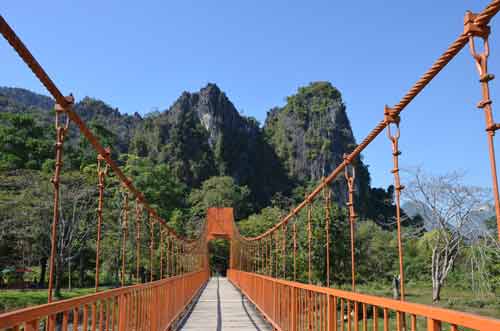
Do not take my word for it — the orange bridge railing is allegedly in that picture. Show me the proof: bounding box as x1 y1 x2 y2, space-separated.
228 270 500 331
0 270 208 331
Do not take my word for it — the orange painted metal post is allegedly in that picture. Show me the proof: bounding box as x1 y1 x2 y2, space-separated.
47 97 72 303
168 236 172 277
291 286 298 331
308 290 313 331
254 243 257 273
25 320 39 331
354 302 359 331
324 186 331 287
135 198 143 283
95 148 109 292
307 201 312 284
257 241 260 273
160 226 164 279
267 238 270 276
117 295 125 331
293 221 297 281
263 239 266 275
465 11 500 240
327 294 333 331
180 243 183 275
150 289 158 331
229 239 233 271
176 242 181 275
240 245 243 270
282 224 286 279
333 295 338 331
149 213 155 281
273 280 277 322
427 319 441 331
269 235 273 277
384 108 406 300
121 192 129 287
344 157 357 292
273 232 277 278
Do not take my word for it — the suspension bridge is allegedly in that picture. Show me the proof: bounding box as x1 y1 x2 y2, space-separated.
1 1 500 330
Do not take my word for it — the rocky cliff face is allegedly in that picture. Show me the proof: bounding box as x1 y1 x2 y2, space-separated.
264 82 354 181
74 97 141 152
130 84 290 206
264 82 370 203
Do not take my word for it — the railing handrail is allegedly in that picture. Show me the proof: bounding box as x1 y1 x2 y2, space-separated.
229 270 500 331
0 269 207 329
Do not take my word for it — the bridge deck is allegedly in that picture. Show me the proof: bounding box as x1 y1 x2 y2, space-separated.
178 277 271 331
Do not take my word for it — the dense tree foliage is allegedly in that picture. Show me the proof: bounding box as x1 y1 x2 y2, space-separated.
0 113 52 170
1 85 498 311
189 176 250 220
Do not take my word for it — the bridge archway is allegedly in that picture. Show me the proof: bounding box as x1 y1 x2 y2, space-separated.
206 207 234 241
206 208 235 276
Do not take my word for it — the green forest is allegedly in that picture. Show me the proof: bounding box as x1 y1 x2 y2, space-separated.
0 84 499 318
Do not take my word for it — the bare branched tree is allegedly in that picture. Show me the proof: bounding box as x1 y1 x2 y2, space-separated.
54 176 96 296
404 168 490 302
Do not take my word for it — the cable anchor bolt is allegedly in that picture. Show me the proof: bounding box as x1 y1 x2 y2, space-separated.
384 105 400 125
464 11 490 40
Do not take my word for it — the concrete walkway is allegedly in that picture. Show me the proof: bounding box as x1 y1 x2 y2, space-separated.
178 277 272 331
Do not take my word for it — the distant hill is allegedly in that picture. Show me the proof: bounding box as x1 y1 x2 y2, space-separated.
0 87 54 110
0 87 141 153
0 82 370 210
402 201 494 237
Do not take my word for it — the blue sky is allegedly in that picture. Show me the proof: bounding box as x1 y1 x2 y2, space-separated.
1 0 499 190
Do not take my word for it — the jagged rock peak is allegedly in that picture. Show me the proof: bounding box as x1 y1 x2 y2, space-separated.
166 83 256 147
264 82 349 178
263 81 371 205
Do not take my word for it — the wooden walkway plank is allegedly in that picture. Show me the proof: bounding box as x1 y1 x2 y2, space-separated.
178 277 272 331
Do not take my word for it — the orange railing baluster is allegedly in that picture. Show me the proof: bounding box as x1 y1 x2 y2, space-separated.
25 320 38 331
383 308 388 331
62 311 68 331
73 307 79 331
362 303 367 331
83 305 88 331
347 300 352 331
411 314 417 331
340 298 345 331
91 303 97 331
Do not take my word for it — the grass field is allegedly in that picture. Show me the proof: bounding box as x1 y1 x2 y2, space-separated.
346 281 500 319
0 288 108 314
